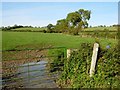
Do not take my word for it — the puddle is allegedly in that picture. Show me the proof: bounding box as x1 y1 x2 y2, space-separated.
2 60 59 89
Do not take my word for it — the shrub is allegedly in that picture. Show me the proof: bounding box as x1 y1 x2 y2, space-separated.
57 43 120 88
47 48 66 72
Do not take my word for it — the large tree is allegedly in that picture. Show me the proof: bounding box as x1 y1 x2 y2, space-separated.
66 9 91 35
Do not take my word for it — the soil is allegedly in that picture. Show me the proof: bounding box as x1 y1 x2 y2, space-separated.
2 49 48 78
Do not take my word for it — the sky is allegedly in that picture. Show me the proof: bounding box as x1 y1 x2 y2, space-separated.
1 0 119 2
2 2 118 27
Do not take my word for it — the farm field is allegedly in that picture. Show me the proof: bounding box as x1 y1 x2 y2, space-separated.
84 26 117 31
2 31 117 51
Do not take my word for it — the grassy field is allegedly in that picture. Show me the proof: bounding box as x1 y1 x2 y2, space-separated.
84 26 117 31
2 30 119 88
2 31 117 51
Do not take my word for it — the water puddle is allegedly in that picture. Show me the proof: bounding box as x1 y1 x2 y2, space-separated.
2 60 59 89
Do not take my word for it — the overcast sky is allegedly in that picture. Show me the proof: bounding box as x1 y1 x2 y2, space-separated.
2 2 118 27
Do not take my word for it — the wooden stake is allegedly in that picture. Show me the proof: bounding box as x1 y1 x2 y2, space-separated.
90 43 99 77
67 49 71 58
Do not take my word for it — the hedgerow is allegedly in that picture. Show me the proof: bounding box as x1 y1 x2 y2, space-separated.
57 43 120 88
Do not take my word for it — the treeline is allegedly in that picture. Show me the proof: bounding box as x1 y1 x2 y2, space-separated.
1 9 91 35
1 24 33 31
90 24 119 28
46 9 91 35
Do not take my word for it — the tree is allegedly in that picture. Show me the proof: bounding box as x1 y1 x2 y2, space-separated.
78 9 91 28
55 19 68 33
47 24 54 33
66 9 91 35
89 25 92 28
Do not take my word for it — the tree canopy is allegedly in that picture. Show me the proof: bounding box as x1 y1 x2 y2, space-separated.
47 24 54 33
54 19 68 33
54 9 91 35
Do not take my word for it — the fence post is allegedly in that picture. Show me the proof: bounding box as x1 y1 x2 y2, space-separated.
67 49 71 58
90 43 99 77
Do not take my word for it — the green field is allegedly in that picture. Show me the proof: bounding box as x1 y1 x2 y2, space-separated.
2 31 117 51
84 26 117 31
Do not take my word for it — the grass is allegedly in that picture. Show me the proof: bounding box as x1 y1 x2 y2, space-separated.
2 27 119 88
2 31 117 51
0 31 2 50
83 26 117 31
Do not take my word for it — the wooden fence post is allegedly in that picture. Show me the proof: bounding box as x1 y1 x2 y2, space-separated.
67 49 78 59
67 49 71 59
90 43 99 77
